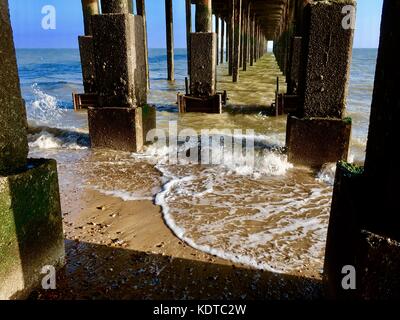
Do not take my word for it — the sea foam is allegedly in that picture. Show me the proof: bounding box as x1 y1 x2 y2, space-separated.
28 130 89 150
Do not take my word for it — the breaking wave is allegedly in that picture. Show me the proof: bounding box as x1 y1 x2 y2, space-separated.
28 128 90 150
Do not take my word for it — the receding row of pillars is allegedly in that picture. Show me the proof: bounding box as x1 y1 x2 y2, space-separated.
82 1 266 84
212 0 266 83
182 0 267 84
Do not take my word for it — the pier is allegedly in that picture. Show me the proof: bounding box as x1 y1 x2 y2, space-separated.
1 0 400 300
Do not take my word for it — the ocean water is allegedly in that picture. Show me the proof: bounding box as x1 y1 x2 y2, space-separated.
17 48 377 275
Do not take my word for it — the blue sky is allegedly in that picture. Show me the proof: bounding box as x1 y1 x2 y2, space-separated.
9 0 383 49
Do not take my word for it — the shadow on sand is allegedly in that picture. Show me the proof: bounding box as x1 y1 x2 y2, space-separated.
29 239 324 300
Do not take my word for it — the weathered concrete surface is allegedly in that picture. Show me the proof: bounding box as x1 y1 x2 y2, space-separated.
88 107 144 152
324 0 400 300
357 230 400 300
136 0 149 89
78 36 96 93
300 0 355 118
133 15 147 107
364 0 400 239
92 14 147 108
0 159 64 300
101 0 130 14
288 36 302 95
282 94 299 115
286 116 351 167
323 162 365 299
232 0 242 82
0 0 29 173
195 0 212 33
190 32 217 97
142 104 156 143
165 0 174 81
81 0 99 35
178 93 222 114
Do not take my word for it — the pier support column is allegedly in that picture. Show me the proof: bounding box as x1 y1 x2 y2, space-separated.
228 0 234 76
165 0 174 81
136 0 150 89
81 0 99 35
242 2 250 71
287 36 302 95
250 15 255 66
178 0 222 113
286 0 354 167
78 0 99 94
191 0 216 97
0 0 64 299
254 23 258 62
195 0 212 32
101 0 130 13
225 19 229 63
215 15 219 66
255 24 258 61
220 17 225 64
232 0 242 82
185 0 192 76
89 8 151 151
363 0 400 239
325 0 400 300
239 5 244 69
78 36 96 93
190 32 217 97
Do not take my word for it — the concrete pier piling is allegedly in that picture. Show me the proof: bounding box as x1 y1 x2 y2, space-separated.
0 0 64 299
220 18 225 64
101 0 130 14
250 14 255 66
239 5 244 69
91 13 143 108
242 3 249 71
0 7 28 171
363 0 400 240
225 18 229 63
178 0 222 113
78 0 100 94
78 36 97 94
215 15 219 66
185 0 192 76
165 0 175 81
255 24 258 61
190 32 217 97
228 0 234 76
287 36 302 95
196 0 213 32
87 1 154 152
81 0 99 35
136 0 150 89
233 0 242 82
286 0 354 167
324 0 400 299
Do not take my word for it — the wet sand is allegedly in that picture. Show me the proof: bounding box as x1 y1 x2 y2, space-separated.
30 187 323 300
